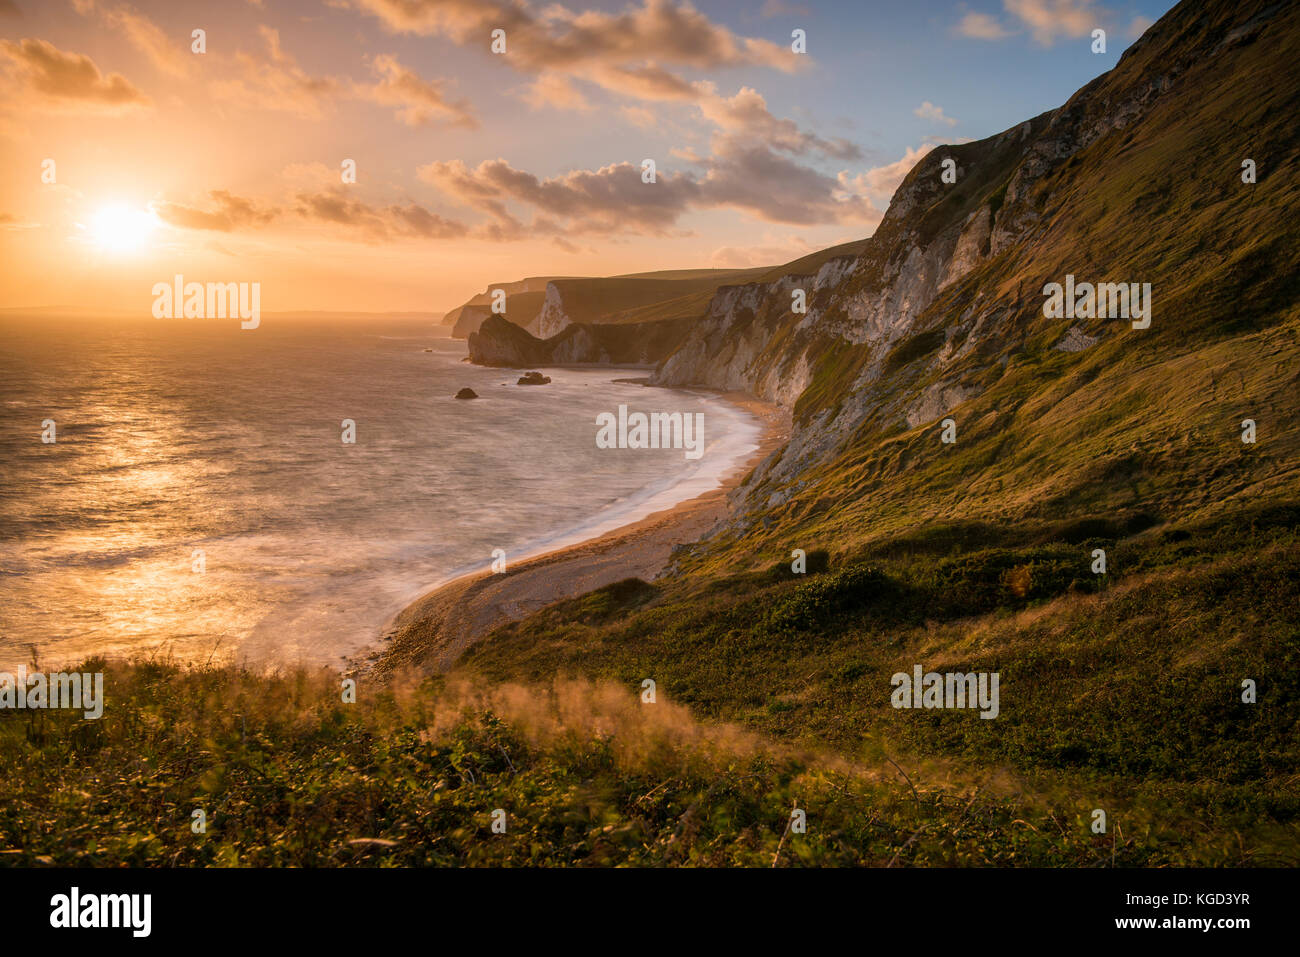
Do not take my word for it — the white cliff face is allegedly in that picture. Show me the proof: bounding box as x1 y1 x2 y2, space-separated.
653 99 1075 417
841 241 957 346
653 171 985 408
940 206 992 292
653 277 816 406
650 121 1058 513
529 283 572 339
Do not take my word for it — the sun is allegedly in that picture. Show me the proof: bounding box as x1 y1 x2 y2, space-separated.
89 203 156 253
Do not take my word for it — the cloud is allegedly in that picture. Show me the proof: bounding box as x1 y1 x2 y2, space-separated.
74 1 191 77
551 235 584 253
698 139 875 224
419 141 879 237
517 72 592 112
838 144 934 205
699 86 862 160
346 0 802 106
279 161 339 188
1126 14 1154 39
0 38 150 110
152 185 470 243
293 187 469 240
210 26 340 117
581 61 703 102
957 11 1012 39
360 53 477 127
210 29 479 128
342 1 857 179
420 157 698 235
620 104 658 128
508 71 861 165
152 190 279 232
1003 0 1102 46
350 0 799 70
914 100 957 127
759 0 810 17
957 1 1104 46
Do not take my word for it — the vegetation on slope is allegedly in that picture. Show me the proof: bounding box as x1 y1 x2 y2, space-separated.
451 503 1300 866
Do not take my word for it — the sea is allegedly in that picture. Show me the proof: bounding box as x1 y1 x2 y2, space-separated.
0 314 761 671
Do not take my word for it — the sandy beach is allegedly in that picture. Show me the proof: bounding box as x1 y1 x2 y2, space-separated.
368 391 789 678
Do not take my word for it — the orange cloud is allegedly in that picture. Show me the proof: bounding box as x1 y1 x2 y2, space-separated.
0 38 150 110
293 187 469 241
360 54 477 127
347 0 801 104
153 190 279 232
699 86 862 159
838 145 934 205
210 27 340 117
518 72 593 112
74 1 191 78
957 11 1013 40
421 144 878 235
914 100 957 127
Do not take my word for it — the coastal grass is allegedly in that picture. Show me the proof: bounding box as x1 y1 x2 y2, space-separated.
0 662 1186 867
451 502 1300 867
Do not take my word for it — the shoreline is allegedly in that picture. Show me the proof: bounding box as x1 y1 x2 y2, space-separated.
366 390 789 679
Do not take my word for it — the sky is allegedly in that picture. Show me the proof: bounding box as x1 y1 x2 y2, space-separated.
0 0 1178 315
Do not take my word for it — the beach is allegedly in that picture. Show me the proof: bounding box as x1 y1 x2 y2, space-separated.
369 392 789 678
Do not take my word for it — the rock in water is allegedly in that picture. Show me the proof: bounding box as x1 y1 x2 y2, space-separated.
455 387 478 399
517 371 551 386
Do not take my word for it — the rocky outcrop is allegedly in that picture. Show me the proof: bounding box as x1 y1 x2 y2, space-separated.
1053 327 1100 353
455 388 478 399
649 115 1051 409
467 313 692 368
451 305 492 338
467 315 551 367
517 371 551 385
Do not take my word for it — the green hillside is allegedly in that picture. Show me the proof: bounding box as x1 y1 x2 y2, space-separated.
445 0 1300 866
756 238 868 283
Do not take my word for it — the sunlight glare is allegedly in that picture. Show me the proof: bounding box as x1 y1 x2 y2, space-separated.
90 203 155 254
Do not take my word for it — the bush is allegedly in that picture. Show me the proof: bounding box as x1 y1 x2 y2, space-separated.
765 562 891 632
